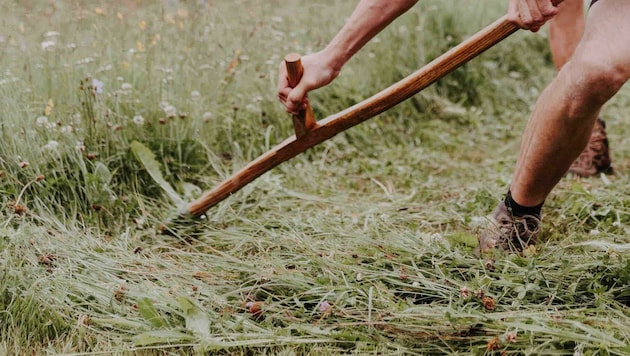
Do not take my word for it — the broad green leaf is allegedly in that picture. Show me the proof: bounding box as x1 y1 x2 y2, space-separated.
133 330 196 346
93 162 112 185
130 140 183 207
137 297 168 328
177 296 211 338
91 317 145 330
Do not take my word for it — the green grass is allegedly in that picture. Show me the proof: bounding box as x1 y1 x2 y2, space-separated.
1 0 630 354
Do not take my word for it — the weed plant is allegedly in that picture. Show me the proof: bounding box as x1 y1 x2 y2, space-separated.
1 0 629 355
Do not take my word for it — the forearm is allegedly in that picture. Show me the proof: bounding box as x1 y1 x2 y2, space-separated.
324 0 418 71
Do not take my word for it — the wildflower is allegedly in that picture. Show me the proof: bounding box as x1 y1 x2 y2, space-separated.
138 20 146 30
121 82 132 90
19 161 29 168
190 90 200 100
319 300 332 312
486 336 501 351
481 296 496 311
44 98 54 115
60 125 74 134
246 301 263 319
42 140 60 151
505 331 517 343
41 40 55 51
92 79 104 94
114 285 127 302
132 115 145 125
44 31 60 38
163 105 176 118
460 286 470 298
202 112 213 122
9 202 27 215
36 116 49 127
35 175 45 181
38 253 56 265
77 314 92 326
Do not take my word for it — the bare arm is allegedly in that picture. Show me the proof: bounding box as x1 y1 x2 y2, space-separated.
278 0 418 114
324 0 418 72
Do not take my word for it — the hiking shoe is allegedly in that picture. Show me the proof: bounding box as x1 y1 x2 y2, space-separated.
567 118 613 177
476 201 541 254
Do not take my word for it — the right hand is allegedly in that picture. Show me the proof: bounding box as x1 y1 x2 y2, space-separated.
277 51 341 115
507 0 559 32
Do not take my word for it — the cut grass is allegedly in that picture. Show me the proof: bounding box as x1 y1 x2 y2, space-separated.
1 0 629 354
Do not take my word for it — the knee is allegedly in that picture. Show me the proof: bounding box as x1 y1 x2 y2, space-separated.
565 56 629 107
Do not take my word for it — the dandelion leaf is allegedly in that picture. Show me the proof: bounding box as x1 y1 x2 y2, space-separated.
130 140 183 207
93 161 112 185
137 297 168 328
177 296 211 338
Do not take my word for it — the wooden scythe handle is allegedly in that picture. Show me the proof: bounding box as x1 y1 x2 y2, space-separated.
284 53 318 137
182 6 563 218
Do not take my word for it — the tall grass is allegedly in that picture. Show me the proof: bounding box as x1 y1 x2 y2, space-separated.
1 0 629 354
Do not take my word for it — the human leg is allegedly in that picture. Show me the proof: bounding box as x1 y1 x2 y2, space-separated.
548 0 584 70
480 0 630 252
549 0 613 178
512 0 630 206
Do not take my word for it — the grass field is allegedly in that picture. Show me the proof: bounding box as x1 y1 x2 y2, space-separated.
1 0 630 354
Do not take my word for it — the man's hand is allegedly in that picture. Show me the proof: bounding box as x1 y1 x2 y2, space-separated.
508 0 559 32
277 51 341 115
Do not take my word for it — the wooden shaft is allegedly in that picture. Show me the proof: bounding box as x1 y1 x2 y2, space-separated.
185 11 563 218
284 53 317 138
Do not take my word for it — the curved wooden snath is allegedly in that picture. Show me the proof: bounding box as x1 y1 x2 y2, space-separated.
180 8 561 220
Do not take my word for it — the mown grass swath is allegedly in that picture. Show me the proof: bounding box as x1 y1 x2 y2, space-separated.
1 0 629 355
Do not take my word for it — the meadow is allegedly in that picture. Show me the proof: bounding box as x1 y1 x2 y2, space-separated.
1 0 630 354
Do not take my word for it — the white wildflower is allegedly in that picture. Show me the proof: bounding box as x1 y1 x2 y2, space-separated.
190 90 200 100
42 140 59 151
36 116 49 127
41 40 56 50
60 125 74 134
163 104 176 118
120 82 132 95
201 112 213 121
75 57 94 65
44 31 60 38
132 115 145 125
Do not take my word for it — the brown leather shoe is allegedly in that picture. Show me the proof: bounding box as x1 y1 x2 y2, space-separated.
476 201 541 254
567 118 613 177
